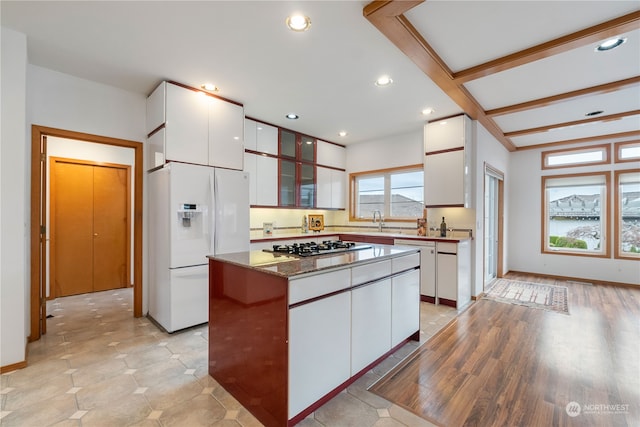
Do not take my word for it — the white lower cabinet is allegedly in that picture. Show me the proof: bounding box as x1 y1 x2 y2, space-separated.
287 251 420 420
391 269 420 347
288 292 351 418
351 278 391 375
436 240 471 308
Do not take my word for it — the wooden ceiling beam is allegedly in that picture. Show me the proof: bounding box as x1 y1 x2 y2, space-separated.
504 110 640 138
516 130 640 151
486 76 640 117
364 0 517 152
453 11 640 84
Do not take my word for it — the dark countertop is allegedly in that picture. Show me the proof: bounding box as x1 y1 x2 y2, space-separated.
250 231 471 244
207 244 419 278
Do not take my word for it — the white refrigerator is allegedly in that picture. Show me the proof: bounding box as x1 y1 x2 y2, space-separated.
148 162 249 332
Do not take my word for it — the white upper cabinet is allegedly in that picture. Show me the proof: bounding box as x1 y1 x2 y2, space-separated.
424 114 473 207
316 167 345 209
424 114 467 152
255 155 278 206
243 118 278 206
165 82 209 166
145 81 244 170
146 81 166 134
256 122 278 155
316 140 346 169
244 119 278 155
243 118 258 151
209 97 244 170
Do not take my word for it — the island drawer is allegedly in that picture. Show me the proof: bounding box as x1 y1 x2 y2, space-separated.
351 259 392 286
392 252 420 273
289 268 351 305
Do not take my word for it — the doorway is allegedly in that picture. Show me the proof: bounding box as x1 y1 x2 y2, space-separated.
50 158 130 297
30 125 143 341
483 163 504 290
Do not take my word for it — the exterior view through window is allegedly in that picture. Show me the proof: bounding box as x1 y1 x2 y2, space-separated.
617 170 640 258
543 173 608 256
353 166 423 220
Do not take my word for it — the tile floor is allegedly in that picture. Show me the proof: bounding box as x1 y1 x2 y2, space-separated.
1 289 459 426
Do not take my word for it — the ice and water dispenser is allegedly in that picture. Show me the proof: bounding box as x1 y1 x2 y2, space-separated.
176 203 207 240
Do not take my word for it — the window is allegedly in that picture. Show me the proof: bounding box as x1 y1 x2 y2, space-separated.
542 172 610 257
350 165 423 220
542 144 610 169
615 169 640 260
614 141 640 163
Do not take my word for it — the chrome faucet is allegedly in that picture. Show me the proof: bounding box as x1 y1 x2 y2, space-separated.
372 210 384 232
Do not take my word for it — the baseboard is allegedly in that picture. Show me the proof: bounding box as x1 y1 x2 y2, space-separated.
472 292 486 301
0 359 27 373
505 270 638 288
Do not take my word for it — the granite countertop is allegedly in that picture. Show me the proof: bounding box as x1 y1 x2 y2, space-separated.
207 244 420 278
250 230 472 243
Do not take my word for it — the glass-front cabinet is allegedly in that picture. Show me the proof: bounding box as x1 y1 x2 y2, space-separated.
279 130 316 207
280 159 296 206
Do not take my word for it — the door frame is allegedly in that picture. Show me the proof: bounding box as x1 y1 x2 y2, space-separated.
49 157 132 299
30 125 143 341
483 162 504 291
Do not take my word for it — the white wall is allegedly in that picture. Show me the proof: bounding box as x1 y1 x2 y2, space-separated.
471 122 510 295
1 27 28 368
508 141 639 285
1 43 147 368
28 65 145 141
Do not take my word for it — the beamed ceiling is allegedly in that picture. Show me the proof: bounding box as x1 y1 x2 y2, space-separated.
1 1 639 150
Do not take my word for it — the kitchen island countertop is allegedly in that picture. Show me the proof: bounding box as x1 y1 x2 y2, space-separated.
207 244 419 278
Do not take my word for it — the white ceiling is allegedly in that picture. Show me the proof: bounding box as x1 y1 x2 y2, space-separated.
2 1 639 149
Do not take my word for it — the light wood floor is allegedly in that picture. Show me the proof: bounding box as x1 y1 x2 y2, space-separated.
370 273 640 427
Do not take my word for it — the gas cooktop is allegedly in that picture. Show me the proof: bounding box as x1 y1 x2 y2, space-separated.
263 240 372 257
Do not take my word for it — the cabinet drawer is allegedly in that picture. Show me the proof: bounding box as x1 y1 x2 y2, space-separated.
391 253 420 273
289 269 350 305
437 242 457 254
352 260 391 286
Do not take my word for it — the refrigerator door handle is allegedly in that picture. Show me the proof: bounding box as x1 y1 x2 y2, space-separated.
210 171 216 254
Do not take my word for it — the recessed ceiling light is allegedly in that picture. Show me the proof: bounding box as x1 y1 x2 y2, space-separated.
375 75 393 87
439 121 447 125
286 113 299 120
286 14 311 32
338 131 348 137
585 110 604 117
305 139 313 145
201 83 218 92
421 108 435 116
595 37 627 52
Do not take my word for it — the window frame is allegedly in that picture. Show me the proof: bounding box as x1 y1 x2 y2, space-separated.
541 171 611 258
614 141 640 164
541 144 610 170
614 169 640 260
349 164 424 222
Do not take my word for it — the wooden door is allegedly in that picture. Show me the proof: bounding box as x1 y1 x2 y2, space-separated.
51 158 130 297
93 166 129 292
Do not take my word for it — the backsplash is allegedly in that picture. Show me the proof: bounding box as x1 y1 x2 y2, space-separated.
250 207 475 239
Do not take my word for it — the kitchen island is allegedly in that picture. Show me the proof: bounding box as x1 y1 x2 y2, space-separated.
207 244 421 427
